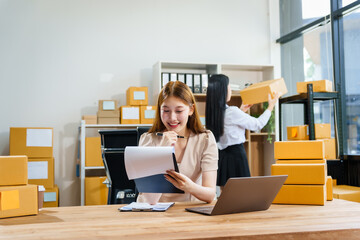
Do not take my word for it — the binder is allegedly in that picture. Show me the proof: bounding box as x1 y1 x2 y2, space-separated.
170 73 177 82
193 74 201 93
177 73 185 83
185 74 194 92
201 74 208 93
161 73 169 88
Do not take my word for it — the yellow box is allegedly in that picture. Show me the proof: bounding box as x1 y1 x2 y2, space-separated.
271 164 326 185
240 78 288 105
140 106 156 124
326 176 333 201
28 158 54 188
274 140 325 159
82 115 97 124
0 185 38 219
98 100 118 111
0 190 20 210
97 117 120 124
287 125 309 140
273 184 326 205
97 110 120 118
297 80 333 93
43 185 59 208
120 106 140 124
333 185 360 203
315 123 331 139
323 138 336 160
85 137 103 167
276 159 326 164
126 87 148 106
85 177 108 206
0 156 28 186
10 127 53 158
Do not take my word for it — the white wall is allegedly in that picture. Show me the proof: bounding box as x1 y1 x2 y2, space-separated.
0 0 280 206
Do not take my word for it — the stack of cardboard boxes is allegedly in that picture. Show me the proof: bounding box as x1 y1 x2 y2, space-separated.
0 156 39 218
9 127 59 207
97 100 120 124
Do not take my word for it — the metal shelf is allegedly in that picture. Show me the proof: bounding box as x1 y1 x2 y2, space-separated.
280 92 338 104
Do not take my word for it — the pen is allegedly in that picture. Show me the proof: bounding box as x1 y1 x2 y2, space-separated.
156 132 186 139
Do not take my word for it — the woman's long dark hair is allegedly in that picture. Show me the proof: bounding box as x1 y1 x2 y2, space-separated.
205 74 229 142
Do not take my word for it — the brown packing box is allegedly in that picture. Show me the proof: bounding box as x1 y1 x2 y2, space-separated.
10 127 53 158
240 78 288 105
120 106 140 124
0 156 28 186
43 185 59 208
97 117 120 124
287 125 308 140
276 159 326 164
315 124 331 139
0 184 38 219
126 87 148 106
326 176 333 201
140 106 156 124
297 80 333 93
98 100 118 111
85 137 103 167
274 140 325 159
323 138 336 160
333 185 360 203
97 110 120 118
82 115 97 124
85 177 108 205
28 158 55 189
273 184 326 205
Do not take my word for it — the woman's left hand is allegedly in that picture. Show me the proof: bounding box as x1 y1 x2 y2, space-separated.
165 170 195 192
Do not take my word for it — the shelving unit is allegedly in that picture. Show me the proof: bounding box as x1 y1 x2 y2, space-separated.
79 120 152 206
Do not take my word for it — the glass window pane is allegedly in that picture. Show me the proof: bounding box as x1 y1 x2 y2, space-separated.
342 0 357 7
343 8 360 154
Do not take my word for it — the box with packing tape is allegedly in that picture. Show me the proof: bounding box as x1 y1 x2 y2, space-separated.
127 87 148 106
43 185 59 208
274 140 325 159
297 80 333 93
273 184 326 205
140 106 156 124
0 156 28 186
85 177 108 206
28 158 55 189
120 106 140 124
85 137 103 167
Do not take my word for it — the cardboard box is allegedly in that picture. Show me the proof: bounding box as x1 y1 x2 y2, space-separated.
98 100 118 111
323 138 336 160
85 137 103 167
326 176 333 201
297 80 333 93
140 106 156 124
276 159 326 164
0 185 38 219
28 158 54 188
85 177 108 206
333 185 360 203
0 156 28 186
82 115 97 125
43 185 59 208
97 110 120 118
271 164 326 185
240 78 288 105
10 127 53 158
315 123 331 139
97 117 120 124
273 184 326 205
126 87 148 106
274 140 325 159
120 106 140 124
287 125 308 140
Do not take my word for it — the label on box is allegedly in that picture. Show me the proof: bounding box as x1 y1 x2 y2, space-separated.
123 108 139 120
133 91 145 100
102 101 115 110
28 161 48 179
144 110 156 119
44 192 57 202
26 129 52 147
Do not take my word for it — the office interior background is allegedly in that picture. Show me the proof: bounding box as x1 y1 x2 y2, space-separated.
0 0 359 207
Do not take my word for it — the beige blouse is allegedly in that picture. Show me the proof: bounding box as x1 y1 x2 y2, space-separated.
137 130 218 202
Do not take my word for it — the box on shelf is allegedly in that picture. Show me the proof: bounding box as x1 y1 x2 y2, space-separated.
333 185 360 203
315 124 331 139
273 184 326 205
126 87 148 106
274 140 325 159
140 106 156 124
82 115 97 125
97 110 120 118
297 80 333 93
323 138 336 160
0 156 28 186
239 78 288 105
85 137 103 167
287 125 308 140
28 158 54 189
98 100 118 111
120 106 140 124
10 127 53 158
97 117 120 125
43 185 59 208
276 159 326 164
85 177 108 206
326 176 333 201
0 184 38 219
271 163 326 185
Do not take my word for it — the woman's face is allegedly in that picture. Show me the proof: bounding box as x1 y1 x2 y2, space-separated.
226 83 232 102
160 96 194 135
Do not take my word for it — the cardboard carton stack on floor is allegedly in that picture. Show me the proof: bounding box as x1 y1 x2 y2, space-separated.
9 127 59 208
0 155 39 218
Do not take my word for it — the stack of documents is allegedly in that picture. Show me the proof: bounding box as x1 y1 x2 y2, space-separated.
119 202 175 212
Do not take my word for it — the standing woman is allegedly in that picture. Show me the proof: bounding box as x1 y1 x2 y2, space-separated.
205 74 279 189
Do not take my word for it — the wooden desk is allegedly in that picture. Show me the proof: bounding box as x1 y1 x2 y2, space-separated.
1 199 360 239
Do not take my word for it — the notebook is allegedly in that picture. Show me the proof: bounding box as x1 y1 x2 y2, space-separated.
185 175 287 216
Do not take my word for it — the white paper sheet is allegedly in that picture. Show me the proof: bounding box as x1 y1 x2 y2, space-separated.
123 107 139 120
26 129 52 147
124 146 175 180
133 91 145 100
102 101 115 110
28 161 48 179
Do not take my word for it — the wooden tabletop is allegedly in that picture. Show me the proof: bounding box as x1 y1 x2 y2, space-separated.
1 199 360 239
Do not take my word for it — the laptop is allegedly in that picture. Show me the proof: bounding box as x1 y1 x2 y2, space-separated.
185 175 287 216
